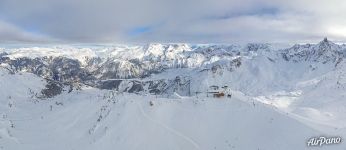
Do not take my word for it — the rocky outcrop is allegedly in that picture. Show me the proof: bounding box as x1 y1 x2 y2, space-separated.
281 38 344 64
96 76 191 96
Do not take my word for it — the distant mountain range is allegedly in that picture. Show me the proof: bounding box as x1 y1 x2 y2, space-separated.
1 38 345 98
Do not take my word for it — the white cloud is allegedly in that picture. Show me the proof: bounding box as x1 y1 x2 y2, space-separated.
0 20 54 43
0 0 345 43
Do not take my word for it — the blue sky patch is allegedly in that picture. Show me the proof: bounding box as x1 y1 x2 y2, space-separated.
127 26 152 36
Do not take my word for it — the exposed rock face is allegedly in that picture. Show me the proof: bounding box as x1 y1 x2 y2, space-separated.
96 76 191 96
40 80 64 98
0 52 8 57
281 38 344 64
92 58 165 79
0 56 94 82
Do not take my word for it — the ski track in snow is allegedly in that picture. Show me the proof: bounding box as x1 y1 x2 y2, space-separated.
135 101 201 150
1 40 346 149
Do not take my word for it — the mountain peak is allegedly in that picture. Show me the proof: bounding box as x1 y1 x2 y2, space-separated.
323 37 328 42
319 37 333 46
282 38 343 63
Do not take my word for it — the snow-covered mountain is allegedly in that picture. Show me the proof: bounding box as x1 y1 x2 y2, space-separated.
1 39 346 150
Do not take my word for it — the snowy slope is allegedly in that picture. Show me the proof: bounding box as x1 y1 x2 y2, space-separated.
0 68 336 150
1 39 346 149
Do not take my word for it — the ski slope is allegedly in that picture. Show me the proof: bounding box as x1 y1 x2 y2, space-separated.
1 39 346 149
0 68 345 150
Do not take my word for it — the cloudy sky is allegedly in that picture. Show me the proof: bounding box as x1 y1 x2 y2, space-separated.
0 0 345 44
